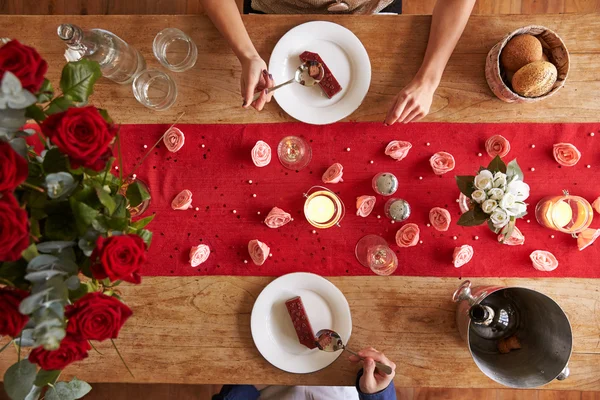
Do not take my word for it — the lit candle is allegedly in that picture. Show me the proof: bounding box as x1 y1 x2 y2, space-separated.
306 195 335 223
535 193 593 234
550 200 572 228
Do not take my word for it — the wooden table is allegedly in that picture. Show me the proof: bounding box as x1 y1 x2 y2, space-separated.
1 14 599 391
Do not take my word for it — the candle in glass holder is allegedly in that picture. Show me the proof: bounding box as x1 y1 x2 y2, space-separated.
535 192 593 234
372 172 398 196
304 188 344 229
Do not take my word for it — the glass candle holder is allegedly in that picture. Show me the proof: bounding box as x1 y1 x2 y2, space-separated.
355 234 398 276
303 186 344 229
535 191 593 234
277 136 312 171
384 198 411 222
132 69 177 111
372 172 398 196
153 28 198 72
118 177 151 218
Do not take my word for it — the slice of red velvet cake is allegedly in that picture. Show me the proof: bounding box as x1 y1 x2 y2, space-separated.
299 51 342 99
285 296 317 349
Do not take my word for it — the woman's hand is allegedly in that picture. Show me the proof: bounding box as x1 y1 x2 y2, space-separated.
240 55 275 111
384 78 437 125
349 347 396 394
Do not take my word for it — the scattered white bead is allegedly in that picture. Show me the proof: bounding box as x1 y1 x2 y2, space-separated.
248 180 253 184
453 236 458 240
115 166 119 170
419 240 423 244
269 253 273 257
477 153 482 157
474 236 479 240
195 207 199 211
419 176 423 180
391 221 395 224
550 235 555 239
257 211 261 215
530 167 535 172
426 223 431 227
232 210 237 214
143 145 148 149
132 173 137 179
346 147 351 152
591 132 595 137
527 219 531 223
455 199 460 203
201 144 205 148
587 165 591 169
312 230 316 234
244 260 248 264
370 160 374 164
426 142 431 146
252 194 257 198
291 218 294 221
531 144 536 148
377 215 381 219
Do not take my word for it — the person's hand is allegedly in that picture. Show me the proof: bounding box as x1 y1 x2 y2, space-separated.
384 77 437 125
349 347 396 394
240 55 275 111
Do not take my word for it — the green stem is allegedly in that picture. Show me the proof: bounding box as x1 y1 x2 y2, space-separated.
17 332 22 363
19 182 45 193
116 130 123 183
101 158 112 187
89 340 103 355
0 340 12 355
110 339 134 378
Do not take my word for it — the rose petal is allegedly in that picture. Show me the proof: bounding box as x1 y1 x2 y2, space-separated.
577 228 600 251
395 223 420 248
498 226 525 246
530 250 559 271
429 152 455 175
189 244 210 267
458 193 471 214
553 143 581 167
385 140 412 161
453 245 473 268
485 135 511 158
251 140 271 167
322 163 344 184
163 127 185 153
264 207 292 228
171 189 193 210
429 207 451 231
356 195 376 217
592 197 600 214
248 239 270 266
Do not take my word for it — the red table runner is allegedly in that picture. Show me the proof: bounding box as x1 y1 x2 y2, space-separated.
118 122 600 278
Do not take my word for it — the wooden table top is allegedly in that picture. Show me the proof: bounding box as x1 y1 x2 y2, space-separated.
1 14 599 391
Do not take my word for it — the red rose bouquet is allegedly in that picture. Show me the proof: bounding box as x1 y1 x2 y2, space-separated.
0 40 152 400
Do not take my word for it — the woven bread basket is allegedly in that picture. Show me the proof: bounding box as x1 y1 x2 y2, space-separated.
485 25 569 103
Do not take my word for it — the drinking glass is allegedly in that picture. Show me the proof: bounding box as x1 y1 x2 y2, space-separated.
153 28 198 72
132 69 177 111
535 191 593 234
355 235 398 276
277 136 312 170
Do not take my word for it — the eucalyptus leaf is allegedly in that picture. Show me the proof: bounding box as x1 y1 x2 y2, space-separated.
0 108 28 139
9 137 27 158
23 385 43 400
60 59 101 103
65 275 81 291
506 159 524 181
68 378 92 399
19 288 53 314
45 381 76 400
13 329 35 348
15 128 37 138
21 244 39 263
68 282 89 301
3 359 37 400
36 241 76 254
78 230 100 256
27 255 59 272
34 369 61 387
95 185 116 215
45 172 77 199
24 270 68 284
455 176 475 197
487 155 507 174
34 326 65 351
45 300 66 320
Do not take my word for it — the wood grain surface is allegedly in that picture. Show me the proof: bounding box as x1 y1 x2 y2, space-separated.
1 276 598 389
1 14 600 125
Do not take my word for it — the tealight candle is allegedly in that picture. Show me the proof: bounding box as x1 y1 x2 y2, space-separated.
535 191 594 234
306 195 335 223
303 187 345 229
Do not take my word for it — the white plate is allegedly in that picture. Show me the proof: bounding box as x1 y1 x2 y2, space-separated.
251 272 352 374
269 21 371 125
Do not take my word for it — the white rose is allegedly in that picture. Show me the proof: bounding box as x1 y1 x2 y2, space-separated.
507 180 530 201
481 199 498 214
499 192 516 210
471 189 487 204
488 188 504 200
505 202 527 217
490 208 509 228
493 172 507 189
474 170 493 190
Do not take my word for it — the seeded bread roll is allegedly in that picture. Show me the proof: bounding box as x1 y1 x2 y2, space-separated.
500 34 543 72
512 61 557 97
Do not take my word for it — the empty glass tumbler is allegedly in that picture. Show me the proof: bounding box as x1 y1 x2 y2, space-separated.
153 28 198 72
132 69 177 111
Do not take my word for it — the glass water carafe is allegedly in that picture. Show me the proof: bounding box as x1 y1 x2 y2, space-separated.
57 23 146 85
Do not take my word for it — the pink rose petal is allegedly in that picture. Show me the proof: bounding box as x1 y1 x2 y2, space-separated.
577 228 600 251
485 135 510 158
429 152 455 175
395 223 420 248
530 250 558 271
171 189 193 210
356 195 376 217
252 140 271 167
498 226 525 246
385 140 412 161
592 197 600 214
248 239 270 266
189 244 210 267
429 207 451 231
553 143 581 167
264 207 292 228
458 193 471 214
322 163 344 184
453 245 473 268
163 127 185 153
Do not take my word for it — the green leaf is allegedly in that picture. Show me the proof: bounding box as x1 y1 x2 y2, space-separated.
94 185 116 215
98 109 113 124
455 176 475 197
137 230 152 248
44 214 77 241
37 79 54 103
105 216 128 231
25 104 46 123
131 214 155 230
487 155 507 174
34 369 61 387
112 195 127 219
60 59 101 103
43 148 68 174
457 208 488 227
30 218 41 239
3 359 37 400
46 96 73 115
69 282 89 302
21 244 39 262
70 200 99 234
506 159 524 181
69 377 92 399
125 181 150 208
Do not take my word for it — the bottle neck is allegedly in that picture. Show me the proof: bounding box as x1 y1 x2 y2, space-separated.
57 24 98 54
469 304 495 326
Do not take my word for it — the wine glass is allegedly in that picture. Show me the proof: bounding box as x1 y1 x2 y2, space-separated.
355 234 398 276
277 136 312 170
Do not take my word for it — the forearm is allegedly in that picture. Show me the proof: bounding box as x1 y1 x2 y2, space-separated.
200 0 259 62
415 0 476 86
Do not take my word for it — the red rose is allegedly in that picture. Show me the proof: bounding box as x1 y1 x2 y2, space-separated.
91 234 146 284
0 287 29 337
28 335 91 371
0 40 48 93
0 141 28 192
66 292 132 341
0 193 29 261
41 106 116 171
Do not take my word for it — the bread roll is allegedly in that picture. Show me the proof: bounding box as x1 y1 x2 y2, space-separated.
512 61 557 97
501 34 543 72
